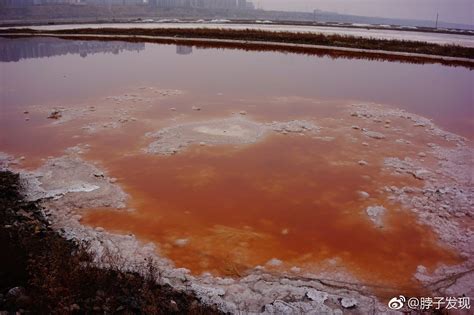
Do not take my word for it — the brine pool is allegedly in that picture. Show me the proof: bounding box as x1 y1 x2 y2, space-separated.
1 36 473 298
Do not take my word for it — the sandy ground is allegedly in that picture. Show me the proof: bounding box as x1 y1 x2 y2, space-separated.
2 89 473 313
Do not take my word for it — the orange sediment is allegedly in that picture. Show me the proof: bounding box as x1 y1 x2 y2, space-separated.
81 133 460 297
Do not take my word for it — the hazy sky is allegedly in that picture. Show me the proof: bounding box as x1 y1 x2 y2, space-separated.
256 0 473 24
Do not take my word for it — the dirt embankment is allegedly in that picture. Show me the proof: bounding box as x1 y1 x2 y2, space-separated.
0 170 222 314
4 27 473 60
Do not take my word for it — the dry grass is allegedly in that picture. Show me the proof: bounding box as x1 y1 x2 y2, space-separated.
0 171 223 314
24 27 474 59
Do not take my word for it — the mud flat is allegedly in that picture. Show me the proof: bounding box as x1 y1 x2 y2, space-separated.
146 116 319 155
2 99 473 314
28 87 183 135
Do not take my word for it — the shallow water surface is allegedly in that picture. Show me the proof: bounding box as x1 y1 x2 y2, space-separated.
83 134 459 295
1 37 472 138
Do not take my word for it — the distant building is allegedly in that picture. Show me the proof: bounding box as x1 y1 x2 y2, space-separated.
0 0 145 6
0 0 252 9
149 0 253 10
39 0 82 3
83 0 145 4
0 0 35 7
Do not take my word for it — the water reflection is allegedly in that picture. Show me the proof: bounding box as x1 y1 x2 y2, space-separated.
176 45 193 55
0 37 145 62
0 37 472 137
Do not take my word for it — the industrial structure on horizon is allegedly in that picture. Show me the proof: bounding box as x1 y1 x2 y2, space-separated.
149 0 254 10
0 0 145 5
0 0 255 9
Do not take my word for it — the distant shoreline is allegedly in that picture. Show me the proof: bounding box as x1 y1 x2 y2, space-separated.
1 18 473 37
1 27 473 68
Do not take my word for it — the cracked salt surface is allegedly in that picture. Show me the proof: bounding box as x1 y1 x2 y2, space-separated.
146 117 320 155
349 102 473 294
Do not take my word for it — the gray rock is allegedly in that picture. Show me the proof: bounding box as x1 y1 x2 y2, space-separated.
363 130 386 139
170 300 179 312
268 120 320 134
412 169 431 180
366 205 386 228
306 289 328 303
340 297 358 308
7 287 23 298
358 191 370 199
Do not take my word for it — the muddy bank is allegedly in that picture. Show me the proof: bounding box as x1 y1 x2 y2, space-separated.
0 170 222 314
